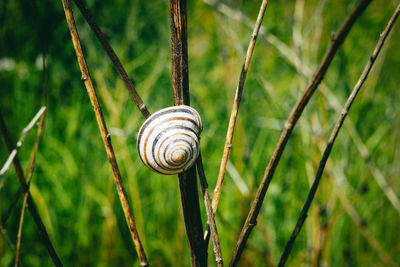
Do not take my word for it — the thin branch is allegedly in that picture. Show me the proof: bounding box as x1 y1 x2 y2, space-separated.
0 110 63 266
210 0 268 219
72 0 150 119
0 107 46 177
278 6 400 265
196 153 223 266
169 0 207 265
14 110 47 267
60 1 148 265
230 0 372 265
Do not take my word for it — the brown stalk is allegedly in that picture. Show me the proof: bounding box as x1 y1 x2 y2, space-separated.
169 0 207 266
0 110 62 266
278 5 399 265
230 0 372 265
71 0 150 119
60 0 148 265
210 0 268 218
15 110 47 267
196 153 223 266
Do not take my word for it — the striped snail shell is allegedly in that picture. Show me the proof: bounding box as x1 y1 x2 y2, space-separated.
137 105 202 175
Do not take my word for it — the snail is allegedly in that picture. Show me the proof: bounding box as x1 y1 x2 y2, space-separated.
137 105 202 175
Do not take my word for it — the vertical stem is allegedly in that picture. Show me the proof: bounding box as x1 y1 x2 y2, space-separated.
205 0 269 243
169 0 190 106
196 153 223 266
211 0 268 214
169 1 207 266
60 0 148 265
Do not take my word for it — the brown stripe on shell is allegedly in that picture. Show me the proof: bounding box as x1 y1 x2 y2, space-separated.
140 117 199 172
137 107 197 144
159 132 197 170
151 126 198 172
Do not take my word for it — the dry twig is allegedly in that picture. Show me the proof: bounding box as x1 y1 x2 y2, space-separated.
72 0 150 118
210 0 268 220
169 0 207 265
230 0 372 265
196 153 223 266
60 0 148 265
0 109 62 266
278 5 400 265
14 110 47 267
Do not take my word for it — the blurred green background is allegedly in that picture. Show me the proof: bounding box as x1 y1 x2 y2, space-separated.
1 0 399 266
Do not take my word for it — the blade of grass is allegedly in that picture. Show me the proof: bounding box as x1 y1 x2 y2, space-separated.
196 153 223 266
230 0 372 265
202 0 304 74
1 188 22 224
169 0 207 265
278 6 400 265
333 170 397 266
60 1 148 265
0 107 46 177
72 0 150 118
0 224 17 254
15 110 47 267
0 109 62 266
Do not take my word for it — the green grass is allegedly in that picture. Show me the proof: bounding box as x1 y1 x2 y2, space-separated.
1 0 400 266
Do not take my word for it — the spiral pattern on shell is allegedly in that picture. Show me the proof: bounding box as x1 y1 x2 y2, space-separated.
137 105 203 175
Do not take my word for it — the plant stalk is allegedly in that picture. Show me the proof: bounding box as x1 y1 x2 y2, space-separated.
60 0 148 265
230 0 372 265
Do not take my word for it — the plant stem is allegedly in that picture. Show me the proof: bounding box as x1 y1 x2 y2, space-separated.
196 153 223 266
15 110 47 267
230 0 372 265
0 109 62 266
210 0 268 224
169 0 207 266
72 0 150 119
60 0 148 265
278 4 400 265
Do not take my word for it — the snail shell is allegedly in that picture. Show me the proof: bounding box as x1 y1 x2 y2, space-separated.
137 105 202 175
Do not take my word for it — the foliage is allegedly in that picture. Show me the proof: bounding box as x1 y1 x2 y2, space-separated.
1 0 399 266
